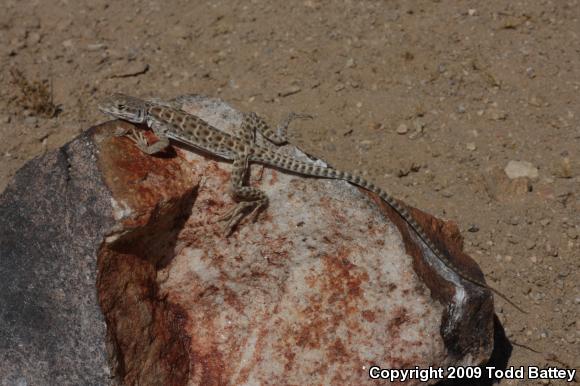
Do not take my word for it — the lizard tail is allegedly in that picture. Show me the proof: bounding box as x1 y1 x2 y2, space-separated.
330 167 527 313
332 167 527 313
259 151 525 313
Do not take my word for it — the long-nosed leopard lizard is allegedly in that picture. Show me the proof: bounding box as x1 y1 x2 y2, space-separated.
98 93 524 312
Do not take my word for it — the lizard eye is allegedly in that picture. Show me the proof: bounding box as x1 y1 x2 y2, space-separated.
117 104 126 109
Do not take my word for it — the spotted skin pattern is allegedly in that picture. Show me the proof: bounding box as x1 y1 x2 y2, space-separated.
99 93 524 312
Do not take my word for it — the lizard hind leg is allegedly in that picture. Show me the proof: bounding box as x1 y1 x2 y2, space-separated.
218 190 268 235
218 154 269 235
241 111 313 146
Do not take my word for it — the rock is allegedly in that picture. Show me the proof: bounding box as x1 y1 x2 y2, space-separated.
528 95 547 107
505 160 539 180
466 142 477 151
23 115 39 126
540 218 551 227
359 139 372 151
86 43 107 51
168 25 190 39
487 108 508 121
396 123 408 134
468 224 479 232
554 157 573 178
0 95 496 385
278 85 302 97
545 243 558 257
108 61 149 78
26 31 41 46
0 133 113 385
483 167 532 201
441 190 454 198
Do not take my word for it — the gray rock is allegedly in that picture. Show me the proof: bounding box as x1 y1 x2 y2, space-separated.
0 131 115 385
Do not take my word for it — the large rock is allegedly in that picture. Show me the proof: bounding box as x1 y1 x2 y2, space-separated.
0 95 497 385
0 133 114 385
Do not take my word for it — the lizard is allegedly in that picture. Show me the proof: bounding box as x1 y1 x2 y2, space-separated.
98 93 525 313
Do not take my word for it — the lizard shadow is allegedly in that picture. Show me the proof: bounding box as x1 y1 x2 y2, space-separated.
437 314 512 386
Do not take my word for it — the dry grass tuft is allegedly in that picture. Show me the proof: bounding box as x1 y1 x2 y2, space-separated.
10 68 59 118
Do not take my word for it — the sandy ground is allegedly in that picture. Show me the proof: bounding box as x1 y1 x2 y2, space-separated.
0 0 578 384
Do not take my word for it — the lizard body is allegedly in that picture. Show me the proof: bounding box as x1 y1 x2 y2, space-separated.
99 93 524 312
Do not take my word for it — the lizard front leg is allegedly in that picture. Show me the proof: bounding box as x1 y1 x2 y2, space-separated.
121 128 170 155
219 154 268 235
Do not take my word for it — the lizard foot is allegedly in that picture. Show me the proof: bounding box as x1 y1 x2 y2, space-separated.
218 201 265 235
125 128 150 150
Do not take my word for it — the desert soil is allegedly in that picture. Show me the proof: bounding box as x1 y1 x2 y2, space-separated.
0 0 578 384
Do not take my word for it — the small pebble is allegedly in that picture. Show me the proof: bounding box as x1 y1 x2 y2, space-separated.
505 160 539 179
23 116 38 126
528 95 547 107
466 142 477 151
441 190 453 198
468 224 479 232
488 108 508 121
554 157 573 178
278 85 301 97
86 43 107 51
359 140 372 151
27 32 41 45
396 123 408 134
525 240 536 250
545 243 558 257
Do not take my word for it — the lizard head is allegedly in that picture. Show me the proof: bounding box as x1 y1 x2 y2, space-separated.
99 93 148 123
